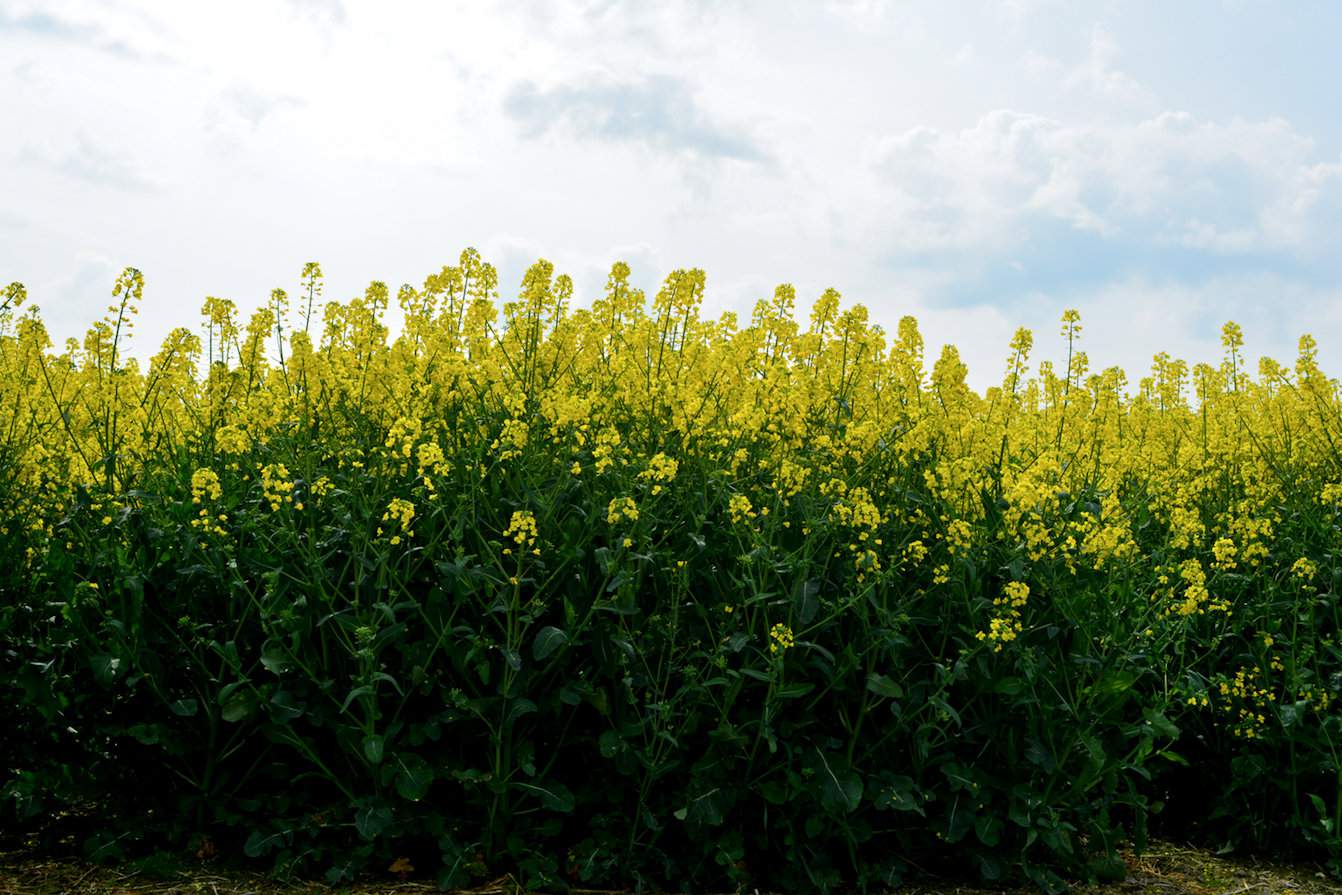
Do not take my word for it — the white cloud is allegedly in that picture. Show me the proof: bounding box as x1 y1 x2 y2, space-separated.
0 0 1339 400
1065 25 1152 107
19 135 158 192
504 73 768 163
867 109 1342 258
286 0 345 25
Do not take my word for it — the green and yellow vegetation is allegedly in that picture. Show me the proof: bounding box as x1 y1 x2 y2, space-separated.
1 254 1340 890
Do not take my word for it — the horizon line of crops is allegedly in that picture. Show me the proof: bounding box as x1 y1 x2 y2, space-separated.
1 252 1340 891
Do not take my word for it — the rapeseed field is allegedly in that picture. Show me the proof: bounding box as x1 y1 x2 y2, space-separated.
1 254 1339 890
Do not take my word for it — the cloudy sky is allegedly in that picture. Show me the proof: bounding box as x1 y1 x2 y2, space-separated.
2 0 1340 389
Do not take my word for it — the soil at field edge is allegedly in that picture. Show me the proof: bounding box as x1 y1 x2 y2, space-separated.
2 842 1341 895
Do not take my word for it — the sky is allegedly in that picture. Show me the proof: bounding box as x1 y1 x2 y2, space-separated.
2 0 1340 390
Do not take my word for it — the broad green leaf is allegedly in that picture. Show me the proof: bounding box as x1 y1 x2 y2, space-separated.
513 780 575 813
354 803 393 840
505 698 537 727
1143 709 1179 740
532 625 568 661
598 729 623 758
220 691 255 723
168 698 198 717
268 688 304 722
259 640 292 675
243 829 288 858
90 653 121 686
975 814 1003 846
866 673 903 699
873 775 923 815
393 752 434 801
815 750 862 814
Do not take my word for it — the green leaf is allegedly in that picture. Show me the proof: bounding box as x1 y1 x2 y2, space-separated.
866 673 903 699
1025 739 1055 772
815 750 862 814
325 857 357 885
220 691 256 723
392 752 434 801
363 734 384 765
948 799 976 843
1091 670 1138 698
513 780 575 813
243 829 288 858
795 578 821 625
126 723 161 745
168 698 198 717
505 698 537 727
682 787 728 827
90 653 121 686
371 671 404 696
1087 855 1127 883
1143 709 1179 739
759 780 790 805
975 813 1003 846
1009 801 1032 828
268 688 304 722
259 640 292 675
872 775 924 815
532 626 568 661
341 685 374 713
354 803 393 840
598 729 623 758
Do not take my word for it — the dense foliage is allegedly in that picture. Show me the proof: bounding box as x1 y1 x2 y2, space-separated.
1 255 1340 891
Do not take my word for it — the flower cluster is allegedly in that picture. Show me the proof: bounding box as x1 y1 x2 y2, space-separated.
977 581 1031 652
379 497 415 545
638 452 678 495
259 463 295 512
606 496 639 525
728 494 755 525
190 468 222 504
504 510 539 555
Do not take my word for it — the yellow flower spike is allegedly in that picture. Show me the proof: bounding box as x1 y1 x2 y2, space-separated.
607 497 639 525
728 494 755 524
191 468 222 504
504 510 539 551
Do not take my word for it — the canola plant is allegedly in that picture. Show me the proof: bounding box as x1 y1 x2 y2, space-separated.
0 252 1339 890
